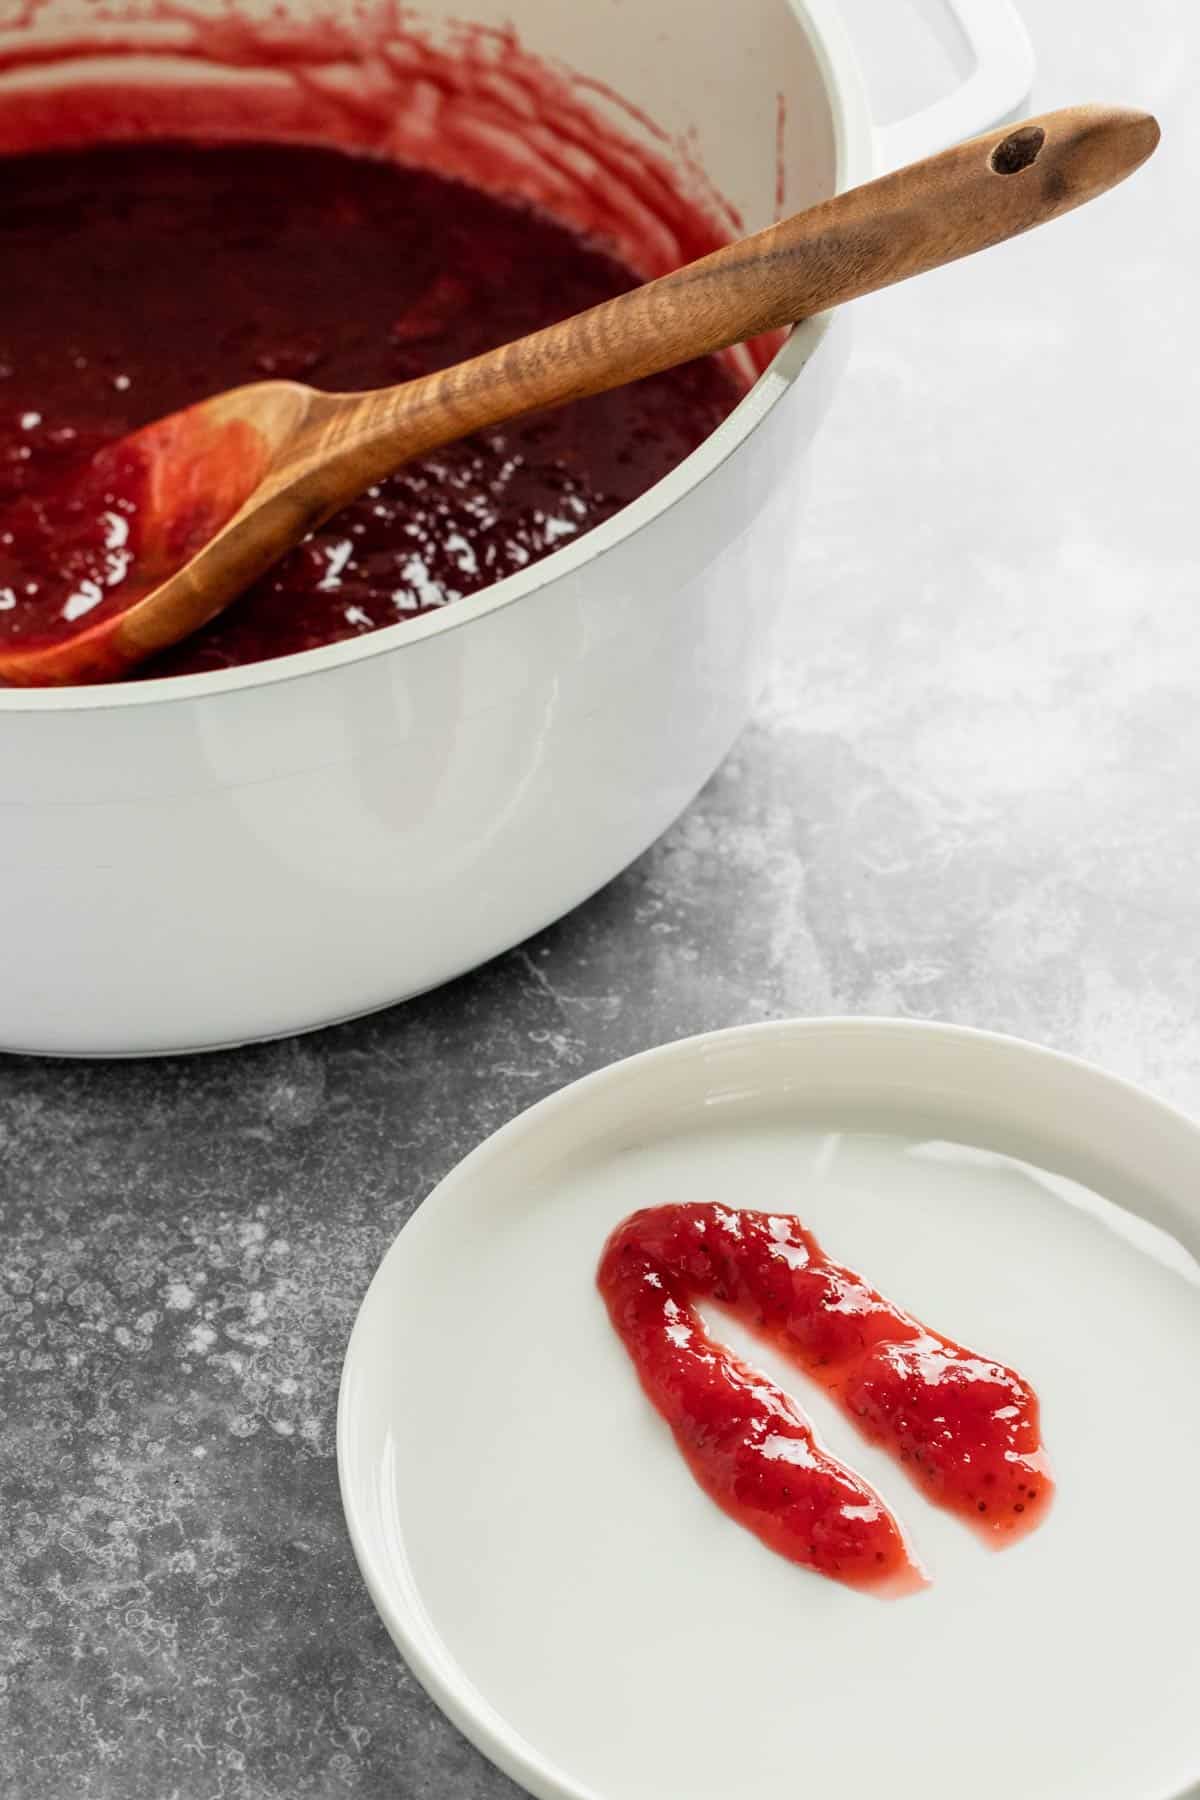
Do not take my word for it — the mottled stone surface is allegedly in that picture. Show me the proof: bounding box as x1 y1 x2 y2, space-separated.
1 3 1196 1795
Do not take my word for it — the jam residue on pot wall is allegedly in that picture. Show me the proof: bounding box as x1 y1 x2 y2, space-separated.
0 2 751 286
0 5 767 679
598 1204 1053 1594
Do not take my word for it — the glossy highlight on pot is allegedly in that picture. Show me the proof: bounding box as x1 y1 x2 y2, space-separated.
598 1203 1053 1591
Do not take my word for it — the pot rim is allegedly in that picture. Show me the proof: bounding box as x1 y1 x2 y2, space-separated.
0 0 874 716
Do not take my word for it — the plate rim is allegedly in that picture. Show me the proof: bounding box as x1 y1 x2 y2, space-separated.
337 1014 1200 1800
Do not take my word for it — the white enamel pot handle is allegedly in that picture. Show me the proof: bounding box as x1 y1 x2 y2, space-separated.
875 0 1035 170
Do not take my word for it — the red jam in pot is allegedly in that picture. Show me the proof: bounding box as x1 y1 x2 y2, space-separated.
0 140 745 679
598 1204 1053 1594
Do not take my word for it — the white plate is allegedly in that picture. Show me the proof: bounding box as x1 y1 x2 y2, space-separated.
338 1018 1200 1800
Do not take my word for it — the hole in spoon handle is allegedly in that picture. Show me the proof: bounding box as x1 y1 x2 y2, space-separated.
989 125 1046 175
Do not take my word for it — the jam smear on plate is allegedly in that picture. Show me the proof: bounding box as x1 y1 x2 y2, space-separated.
598 1203 1053 1593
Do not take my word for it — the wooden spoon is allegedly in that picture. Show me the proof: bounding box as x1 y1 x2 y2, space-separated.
0 103 1159 686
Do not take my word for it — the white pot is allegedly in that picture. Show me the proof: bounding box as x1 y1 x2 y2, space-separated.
0 0 1032 1055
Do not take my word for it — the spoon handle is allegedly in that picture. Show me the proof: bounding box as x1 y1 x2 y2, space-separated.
333 104 1157 480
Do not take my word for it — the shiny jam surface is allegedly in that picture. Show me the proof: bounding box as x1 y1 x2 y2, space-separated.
598 1203 1053 1595
0 141 744 679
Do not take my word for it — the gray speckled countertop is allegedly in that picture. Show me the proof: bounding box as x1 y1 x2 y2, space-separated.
2 2 1196 1795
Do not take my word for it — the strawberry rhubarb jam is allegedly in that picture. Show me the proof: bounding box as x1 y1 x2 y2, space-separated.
598 1204 1053 1594
0 139 744 680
